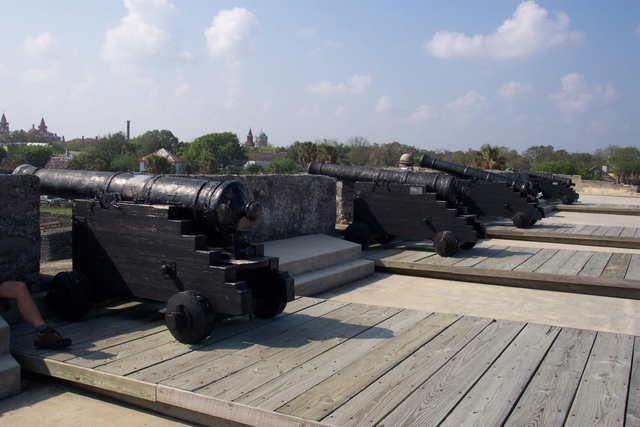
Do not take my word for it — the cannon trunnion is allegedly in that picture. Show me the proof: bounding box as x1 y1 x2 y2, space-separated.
14 165 294 344
307 161 485 257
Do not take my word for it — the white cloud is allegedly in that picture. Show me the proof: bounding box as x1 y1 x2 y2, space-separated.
205 7 260 60
636 25 640 37
262 100 272 112
324 40 343 48
334 106 347 116
24 33 55 56
374 95 393 113
101 0 183 62
548 73 617 122
425 1 585 60
306 75 371 96
444 90 489 120
173 82 190 98
70 67 96 98
498 81 532 99
20 61 60 84
404 105 437 123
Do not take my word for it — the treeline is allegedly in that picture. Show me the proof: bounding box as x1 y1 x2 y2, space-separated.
1 130 639 184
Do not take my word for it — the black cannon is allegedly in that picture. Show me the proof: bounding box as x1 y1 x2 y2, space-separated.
14 165 294 344
507 170 579 205
419 155 544 228
307 161 485 257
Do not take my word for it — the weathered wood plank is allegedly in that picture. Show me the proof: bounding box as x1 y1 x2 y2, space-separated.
11 353 157 401
601 253 632 279
221 309 433 406
504 328 596 427
604 226 625 237
620 227 637 238
578 225 602 235
556 251 595 276
474 246 540 271
579 251 613 277
194 305 403 399
437 324 560 427
534 250 577 274
513 248 559 272
325 319 525 427
279 314 474 421
565 332 634 427
158 303 379 391
626 336 640 427
106 299 349 379
445 245 509 268
626 254 640 281
591 226 612 236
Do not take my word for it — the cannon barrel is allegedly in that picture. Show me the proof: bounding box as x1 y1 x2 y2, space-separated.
522 170 574 187
13 165 261 235
307 161 464 202
419 154 534 196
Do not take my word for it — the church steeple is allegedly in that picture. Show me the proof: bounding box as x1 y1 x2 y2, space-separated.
38 117 47 133
0 113 9 137
245 128 255 147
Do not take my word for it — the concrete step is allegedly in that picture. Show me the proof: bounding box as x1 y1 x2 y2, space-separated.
294 259 375 297
263 234 375 296
263 234 363 277
0 316 21 399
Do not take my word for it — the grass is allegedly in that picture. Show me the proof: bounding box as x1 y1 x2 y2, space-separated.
40 206 72 215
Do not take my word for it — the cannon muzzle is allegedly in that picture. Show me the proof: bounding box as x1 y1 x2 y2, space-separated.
13 165 260 235
522 170 574 187
307 161 465 201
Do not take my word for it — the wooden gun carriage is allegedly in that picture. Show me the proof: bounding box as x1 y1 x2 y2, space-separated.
506 170 579 205
14 165 294 344
419 155 544 228
307 161 485 257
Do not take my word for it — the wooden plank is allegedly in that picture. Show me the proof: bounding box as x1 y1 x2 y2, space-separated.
504 328 596 427
564 224 589 235
381 250 436 263
473 246 540 271
128 299 345 384
325 319 525 427
579 252 613 277
12 353 156 401
601 253 632 279
193 305 403 399
626 254 640 281
220 309 433 406
448 245 509 268
626 336 640 426
534 250 577 274
620 227 637 238
157 385 333 427
556 251 595 276
591 226 612 236
565 332 634 427
437 324 560 427
513 249 559 272
605 226 625 237
157 302 378 391
577 225 600 235
278 313 473 420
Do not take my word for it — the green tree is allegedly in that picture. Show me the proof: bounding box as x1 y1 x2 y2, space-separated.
522 145 556 169
346 136 371 166
265 158 300 174
110 153 139 172
474 144 506 170
316 143 338 164
297 141 317 166
183 132 247 174
607 146 640 184
132 129 180 157
4 144 56 168
144 154 172 174
0 146 7 167
534 160 577 175
243 163 264 175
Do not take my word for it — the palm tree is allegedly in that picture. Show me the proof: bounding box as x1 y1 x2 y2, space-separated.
474 144 506 170
297 142 317 166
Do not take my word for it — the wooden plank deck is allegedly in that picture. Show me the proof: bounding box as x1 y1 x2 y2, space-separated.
9 297 640 427
364 242 640 299
556 203 640 216
485 224 640 249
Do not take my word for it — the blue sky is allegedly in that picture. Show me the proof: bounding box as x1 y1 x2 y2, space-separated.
0 0 638 153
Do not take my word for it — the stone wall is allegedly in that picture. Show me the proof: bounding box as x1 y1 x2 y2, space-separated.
0 175 40 282
187 174 337 242
570 175 640 196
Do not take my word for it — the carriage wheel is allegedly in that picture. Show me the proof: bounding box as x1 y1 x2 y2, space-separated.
252 299 286 319
46 271 93 321
433 231 459 257
512 211 532 228
165 291 216 344
561 195 574 205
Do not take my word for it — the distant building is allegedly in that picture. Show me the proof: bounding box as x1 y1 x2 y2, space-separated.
0 113 9 139
245 128 269 148
27 117 62 142
246 151 288 169
140 148 185 174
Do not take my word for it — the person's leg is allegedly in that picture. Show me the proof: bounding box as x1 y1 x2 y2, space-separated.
0 280 45 328
0 280 71 349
